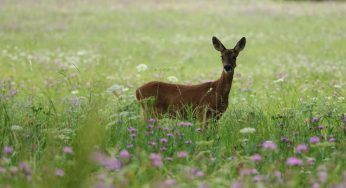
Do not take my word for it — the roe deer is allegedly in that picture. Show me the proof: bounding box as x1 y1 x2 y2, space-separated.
136 36 246 121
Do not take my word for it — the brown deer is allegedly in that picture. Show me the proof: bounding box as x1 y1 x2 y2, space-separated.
136 36 246 121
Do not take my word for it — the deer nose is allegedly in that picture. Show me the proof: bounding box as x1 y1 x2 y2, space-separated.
224 65 232 72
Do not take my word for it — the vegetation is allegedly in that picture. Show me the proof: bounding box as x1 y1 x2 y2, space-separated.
0 0 345 187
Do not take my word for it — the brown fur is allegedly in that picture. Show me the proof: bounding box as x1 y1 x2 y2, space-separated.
136 36 246 121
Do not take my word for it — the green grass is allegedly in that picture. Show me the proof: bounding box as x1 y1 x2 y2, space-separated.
0 0 345 187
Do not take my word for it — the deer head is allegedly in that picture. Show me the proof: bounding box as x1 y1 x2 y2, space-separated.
212 36 246 73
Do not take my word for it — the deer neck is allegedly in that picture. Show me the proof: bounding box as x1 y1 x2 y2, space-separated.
216 70 234 99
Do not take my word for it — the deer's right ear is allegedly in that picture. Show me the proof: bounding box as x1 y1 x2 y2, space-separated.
212 36 226 52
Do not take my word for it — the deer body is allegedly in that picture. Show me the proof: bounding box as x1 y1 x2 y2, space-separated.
136 36 246 120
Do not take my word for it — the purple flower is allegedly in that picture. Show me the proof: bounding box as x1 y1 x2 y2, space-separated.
286 157 303 166
250 153 262 162
160 147 167 152
119 150 130 159
329 135 335 143
105 158 122 170
55 169 65 177
280 137 289 143
253 175 264 182
177 151 188 158
148 141 157 147
19 162 32 175
306 157 315 165
63 146 73 154
147 118 157 124
309 136 320 144
311 117 320 123
165 157 173 161
231 180 243 188
167 133 174 138
150 153 163 167
196 171 205 177
0 166 6 174
295 144 308 153
147 124 154 129
160 138 168 144
3 146 13 154
163 179 176 186
311 182 320 188
262 141 277 150
177 122 193 127
126 143 133 148
318 171 328 183
128 127 137 134
240 168 258 176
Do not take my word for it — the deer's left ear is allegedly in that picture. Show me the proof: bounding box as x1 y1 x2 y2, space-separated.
234 37 246 52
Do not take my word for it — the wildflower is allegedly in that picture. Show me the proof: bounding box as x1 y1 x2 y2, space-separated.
239 127 256 134
306 157 315 165
240 168 258 176
148 141 157 147
10 125 23 131
3 146 13 154
253 175 264 182
196 171 205 177
163 179 176 186
63 146 73 154
160 147 167 152
128 127 137 134
231 180 243 188
177 151 188 158
147 118 157 123
19 162 32 175
9 166 18 174
105 158 122 170
309 136 320 144
165 157 173 161
311 182 320 188
196 128 203 132
177 122 193 127
295 144 308 153
126 143 133 148
329 135 335 143
280 136 289 143
311 117 320 123
150 153 163 167
167 76 178 83
160 138 168 144
167 133 174 138
318 171 328 183
136 64 148 72
0 166 6 174
147 124 154 129
119 150 130 159
250 153 262 162
55 169 65 177
286 157 303 166
185 140 192 145
262 141 277 150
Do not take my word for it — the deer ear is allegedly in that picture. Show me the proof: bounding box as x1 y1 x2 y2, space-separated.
234 37 246 52
212 36 226 52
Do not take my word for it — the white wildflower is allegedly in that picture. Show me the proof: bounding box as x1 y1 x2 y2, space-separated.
11 125 23 131
273 77 284 83
239 127 256 134
71 90 79 95
333 85 341 89
136 64 148 72
106 84 129 95
167 76 178 83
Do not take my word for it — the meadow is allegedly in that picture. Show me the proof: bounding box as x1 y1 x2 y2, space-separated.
0 0 346 187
